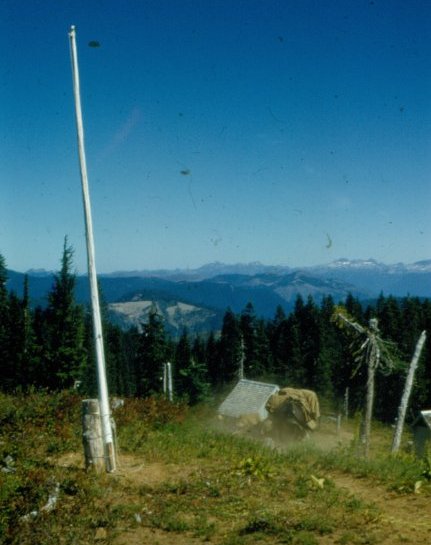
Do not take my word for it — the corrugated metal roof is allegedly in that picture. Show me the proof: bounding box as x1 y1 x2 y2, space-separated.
412 410 431 430
420 410 431 430
218 379 279 420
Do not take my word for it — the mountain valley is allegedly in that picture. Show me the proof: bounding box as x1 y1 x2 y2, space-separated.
6 259 431 336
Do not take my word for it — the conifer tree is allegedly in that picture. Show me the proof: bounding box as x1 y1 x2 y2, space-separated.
376 294 402 342
294 296 320 389
0 258 59 391
273 305 286 325
240 302 259 378
315 296 339 399
344 293 364 322
0 274 38 390
275 314 304 386
81 309 98 396
32 305 48 387
218 308 242 384
0 254 10 390
3 293 21 390
205 331 220 387
105 322 136 396
6 290 31 389
43 238 87 389
267 305 286 364
80 280 138 396
400 297 422 354
175 329 192 378
419 299 431 409
175 328 211 404
254 318 273 378
121 327 140 396
135 305 168 396
191 335 206 365
20 276 36 386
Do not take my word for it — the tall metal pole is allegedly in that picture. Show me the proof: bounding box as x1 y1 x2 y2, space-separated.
167 361 173 402
68 25 116 472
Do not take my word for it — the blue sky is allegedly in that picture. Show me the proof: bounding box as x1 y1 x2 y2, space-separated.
1 0 430 273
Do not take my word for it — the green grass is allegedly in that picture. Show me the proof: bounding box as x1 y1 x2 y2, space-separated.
0 392 429 545
279 424 428 495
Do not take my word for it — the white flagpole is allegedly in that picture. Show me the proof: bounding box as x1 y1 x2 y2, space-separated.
167 361 173 402
68 25 116 472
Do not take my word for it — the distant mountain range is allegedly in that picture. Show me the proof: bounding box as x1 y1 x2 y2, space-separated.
6 259 431 336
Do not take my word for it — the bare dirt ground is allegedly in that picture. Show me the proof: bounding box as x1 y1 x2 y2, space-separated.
327 471 431 545
111 456 207 545
58 448 431 545
113 454 431 545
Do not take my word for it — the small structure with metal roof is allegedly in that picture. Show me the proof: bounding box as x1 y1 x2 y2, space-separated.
218 379 279 422
412 410 431 457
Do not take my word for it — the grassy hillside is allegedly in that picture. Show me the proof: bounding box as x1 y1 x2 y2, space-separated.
1 392 430 545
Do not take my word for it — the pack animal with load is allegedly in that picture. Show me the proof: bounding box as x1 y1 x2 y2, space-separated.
264 387 320 440
217 379 320 442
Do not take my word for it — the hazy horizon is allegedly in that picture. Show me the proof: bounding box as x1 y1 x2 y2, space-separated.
7 255 431 276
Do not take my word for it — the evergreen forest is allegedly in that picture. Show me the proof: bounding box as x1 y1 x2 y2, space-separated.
1 242 430 425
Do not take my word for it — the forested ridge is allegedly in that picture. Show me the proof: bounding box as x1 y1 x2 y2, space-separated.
1 242 430 424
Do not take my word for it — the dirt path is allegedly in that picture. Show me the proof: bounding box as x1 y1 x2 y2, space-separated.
328 471 431 544
117 453 431 543
111 454 431 545
57 451 431 544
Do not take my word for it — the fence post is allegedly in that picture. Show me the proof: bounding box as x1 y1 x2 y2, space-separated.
82 399 105 472
336 414 342 436
167 362 173 402
344 387 349 420
391 330 426 454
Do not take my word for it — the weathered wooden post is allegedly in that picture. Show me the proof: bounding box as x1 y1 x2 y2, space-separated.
82 399 105 472
391 330 426 454
344 387 349 420
361 318 380 458
333 310 394 458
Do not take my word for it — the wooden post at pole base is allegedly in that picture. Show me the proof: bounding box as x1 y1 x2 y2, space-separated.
82 399 105 473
